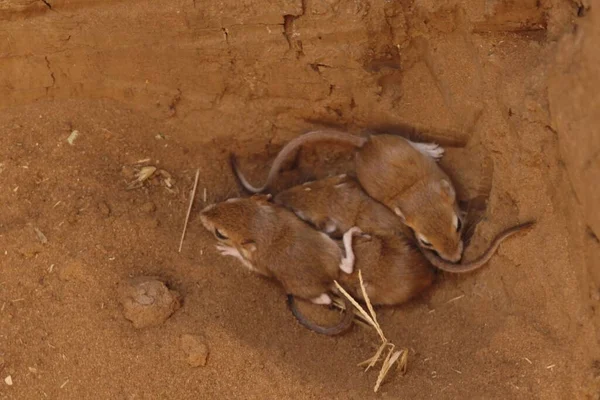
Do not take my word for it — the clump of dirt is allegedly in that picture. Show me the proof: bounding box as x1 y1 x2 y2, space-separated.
0 0 598 398
119 277 182 329
180 334 210 368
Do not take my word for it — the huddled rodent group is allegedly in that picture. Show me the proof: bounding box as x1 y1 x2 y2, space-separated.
232 129 464 262
200 129 535 335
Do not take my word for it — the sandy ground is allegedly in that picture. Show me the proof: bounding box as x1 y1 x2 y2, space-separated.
1 0 599 398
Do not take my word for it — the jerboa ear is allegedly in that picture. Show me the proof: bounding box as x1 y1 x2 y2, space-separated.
241 239 257 253
438 179 455 203
240 239 257 259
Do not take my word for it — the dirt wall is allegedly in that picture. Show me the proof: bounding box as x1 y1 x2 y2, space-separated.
0 0 598 398
548 0 600 348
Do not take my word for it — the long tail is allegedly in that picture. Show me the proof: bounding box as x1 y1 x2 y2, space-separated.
231 129 367 193
422 221 535 273
287 294 355 336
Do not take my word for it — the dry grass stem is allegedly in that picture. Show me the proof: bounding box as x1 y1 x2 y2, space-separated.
67 130 79 145
358 270 381 336
358 342 388 371
178 169 200 253
137 166 157 182
445 294 465 304
331 297 371 326
375 348 404 392
398 349 409 374
34 227 48 244
333 281 380 339
334 269 408 392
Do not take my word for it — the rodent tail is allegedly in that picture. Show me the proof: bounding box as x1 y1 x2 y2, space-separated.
287 294 355 336
423 221 536 273
231 129 367 194
230 153 261 193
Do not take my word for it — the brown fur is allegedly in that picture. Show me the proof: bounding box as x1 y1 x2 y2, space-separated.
275 176 436 306
274 176 535 305
339 233 436 306
274 174 411 238
355 134 464 262
199 195 342 301
231 129 465 262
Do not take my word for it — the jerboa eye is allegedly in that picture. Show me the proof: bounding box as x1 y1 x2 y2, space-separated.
215 228 228 240
418 235 432 247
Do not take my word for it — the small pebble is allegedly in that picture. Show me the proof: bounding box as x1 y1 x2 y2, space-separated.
67 210 79 225
58 260 87 283
98 202 111 217
140 202 156 213
180 334 209 367
4 375 12 386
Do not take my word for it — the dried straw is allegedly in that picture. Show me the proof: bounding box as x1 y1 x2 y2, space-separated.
334 270 408 392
